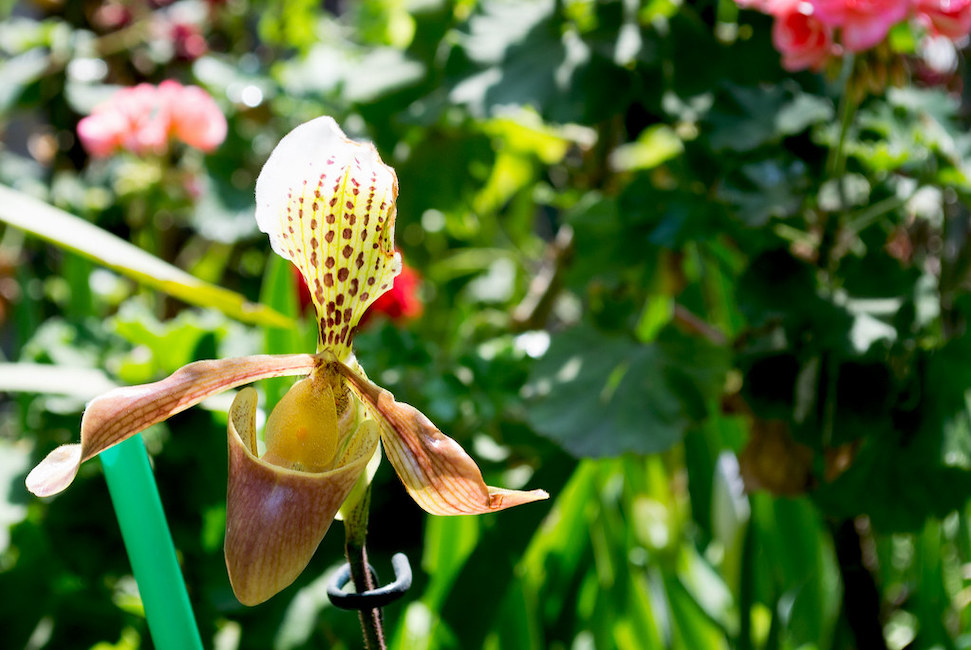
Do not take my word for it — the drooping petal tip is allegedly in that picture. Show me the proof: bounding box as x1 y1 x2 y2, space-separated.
487 486 550 510
26 355 319 499
335 360 550 516
25 444 83 497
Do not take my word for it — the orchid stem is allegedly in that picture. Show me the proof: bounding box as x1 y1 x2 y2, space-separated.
100 434 203 650
343 485 387 650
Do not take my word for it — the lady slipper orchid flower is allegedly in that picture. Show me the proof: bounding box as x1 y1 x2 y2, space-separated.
26 116 548 606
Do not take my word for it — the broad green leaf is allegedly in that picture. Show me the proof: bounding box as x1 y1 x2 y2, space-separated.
527 325 728 457
0 184 292 328
814 331 971 531
450 0 633 123
705 84 833 154
813 427 971 532
717 159 809 227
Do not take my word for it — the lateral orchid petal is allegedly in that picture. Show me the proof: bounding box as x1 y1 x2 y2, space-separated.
334 361 549 515
224 387 379 605
26 354 319 498
255 117 401 359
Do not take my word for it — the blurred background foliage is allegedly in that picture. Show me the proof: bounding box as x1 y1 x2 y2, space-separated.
3 0 971 648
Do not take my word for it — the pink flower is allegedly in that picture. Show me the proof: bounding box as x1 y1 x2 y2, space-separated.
915 0 971 38
77 84 166 157
811 0 911 51
77 81 226 158
770 0 836 70
159 81 227 152
76 110 126 158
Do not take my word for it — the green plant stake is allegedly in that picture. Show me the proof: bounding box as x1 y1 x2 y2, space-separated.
100 435 203 650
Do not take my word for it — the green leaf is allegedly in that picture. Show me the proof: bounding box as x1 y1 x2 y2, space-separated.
775 93 834 136
814 332 971 531
449 0 632 123
705 84 833 153
609 125 684 172
0 362 116 399
664 573 730 649
813 432 971 532
110 305 229 378
527 325 728 457
717 159 809 227
750 494 840 648
0 184 292 329
0 48 48 113
257 0 320 52
437 452 577 647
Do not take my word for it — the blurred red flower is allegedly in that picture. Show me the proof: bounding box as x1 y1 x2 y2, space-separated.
916 0 971 39
293 255 423 327
361 261 423 325
170 21 209 61
770 0 835 71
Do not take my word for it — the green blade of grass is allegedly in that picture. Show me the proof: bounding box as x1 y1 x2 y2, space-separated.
0 184 293 329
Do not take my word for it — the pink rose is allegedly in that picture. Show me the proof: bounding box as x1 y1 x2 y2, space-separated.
915 0 971 39
770 0 836 70
811 0 911 51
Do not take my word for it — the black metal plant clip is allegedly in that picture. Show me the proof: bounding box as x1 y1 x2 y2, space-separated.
327 552 413 611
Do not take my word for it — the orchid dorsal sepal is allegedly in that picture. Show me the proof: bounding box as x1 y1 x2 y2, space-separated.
332 359 550 516
255 116 401 361
25 353 320 498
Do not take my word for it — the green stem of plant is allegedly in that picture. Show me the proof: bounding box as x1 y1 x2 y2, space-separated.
821 55 861 278
343 485 386 650
826 54 859 182
100 435 203 650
